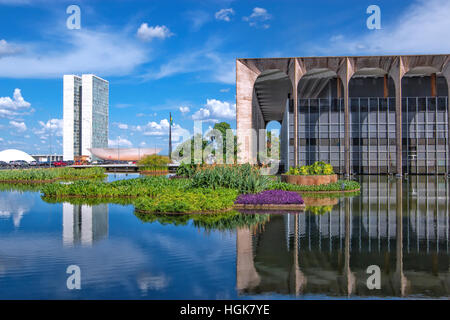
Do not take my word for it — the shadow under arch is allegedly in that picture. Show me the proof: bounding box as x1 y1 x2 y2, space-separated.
348 68 396 175
297 68 345 173
252 69 293 170
401 66 449 174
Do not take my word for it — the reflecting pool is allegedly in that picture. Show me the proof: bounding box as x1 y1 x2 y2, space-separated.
0 175 448 299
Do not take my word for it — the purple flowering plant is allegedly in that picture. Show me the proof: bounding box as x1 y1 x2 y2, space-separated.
234 190 304 205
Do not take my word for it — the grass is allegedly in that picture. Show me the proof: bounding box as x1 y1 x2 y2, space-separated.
267 180 360 192
188 164 272 194
0 167 106 182
16 164 360 214
41 176 238 213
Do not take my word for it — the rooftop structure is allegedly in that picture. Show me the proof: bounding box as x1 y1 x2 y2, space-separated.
0 149 35 163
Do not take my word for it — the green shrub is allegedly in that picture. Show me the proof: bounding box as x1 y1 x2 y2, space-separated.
175 162 199 177
286 161 335 176
268 179 360 192
0 167 105 181
189 164 271 194
138 155 170 171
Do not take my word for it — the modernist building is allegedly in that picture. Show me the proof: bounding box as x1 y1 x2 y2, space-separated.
236 55 450 175
63 74 109 161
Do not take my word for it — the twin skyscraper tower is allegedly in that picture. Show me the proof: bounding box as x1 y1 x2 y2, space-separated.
63 74 109 161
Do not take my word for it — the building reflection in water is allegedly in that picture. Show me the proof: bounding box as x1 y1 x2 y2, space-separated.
236 176 450 298
62 203 109 247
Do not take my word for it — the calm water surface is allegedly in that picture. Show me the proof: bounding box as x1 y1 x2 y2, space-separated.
0 174 448 299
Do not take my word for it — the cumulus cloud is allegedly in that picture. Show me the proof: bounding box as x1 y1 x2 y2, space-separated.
243 7 271 28
34 118 63 137
108 137 133 148
314 0 450 55
215 8 235 22
0 88 33 118
135 119 190 142
0 29 149 78
113 122 129 130
137 23 173 41
192 99 236 122
179 106 190 114
9 121 26 132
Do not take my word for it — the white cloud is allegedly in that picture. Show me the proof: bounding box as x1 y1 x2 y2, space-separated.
220 88 230 92
179 106 190 114
0 29 149 78
114 103 133 109
113 122 129 130
137 119 190 142
137 23 173 42
0 39 22 57
145 39 236 84
0 88 33 118
314 0 450 55
192 99 236 121
34 118 63 137
9 121 26 132
215 8 235 22
108 137 133 148
243 7 271 28
185 10 211 31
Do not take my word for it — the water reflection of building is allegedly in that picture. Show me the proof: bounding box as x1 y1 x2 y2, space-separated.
62 203 108 246
236 176 449 298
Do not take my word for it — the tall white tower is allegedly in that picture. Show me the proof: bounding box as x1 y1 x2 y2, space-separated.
63 74 109 161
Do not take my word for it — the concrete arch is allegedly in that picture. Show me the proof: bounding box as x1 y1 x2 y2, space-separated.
401 65 450 174
348 69 397 174
236 55 450 173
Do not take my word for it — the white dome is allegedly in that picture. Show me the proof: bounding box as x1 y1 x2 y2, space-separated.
0 149 35 163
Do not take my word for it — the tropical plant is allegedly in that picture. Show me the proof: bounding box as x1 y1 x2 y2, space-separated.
138 154 170 171
189 164 271 194
286 161 335 176
268 179 360 192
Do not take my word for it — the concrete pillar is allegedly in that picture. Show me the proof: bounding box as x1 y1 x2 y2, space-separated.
236 227 260 291
390 56 406 177
338 58 354 178
431 73 437 97
446 79 450 175
236 60 260 164
293 67 299 168
384 74 389 98
395 179 408 296
442 62 450 175
344 80 350 177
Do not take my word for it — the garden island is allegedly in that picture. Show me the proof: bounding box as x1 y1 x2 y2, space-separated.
0 156 360 220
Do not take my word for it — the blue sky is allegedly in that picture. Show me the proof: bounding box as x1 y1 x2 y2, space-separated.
0 0 449 155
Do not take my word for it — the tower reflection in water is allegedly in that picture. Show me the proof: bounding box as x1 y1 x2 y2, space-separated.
237 176 450 298
62 203 108 247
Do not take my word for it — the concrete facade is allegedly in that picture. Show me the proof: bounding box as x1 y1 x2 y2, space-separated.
63 74 109 161
236 55 450 176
